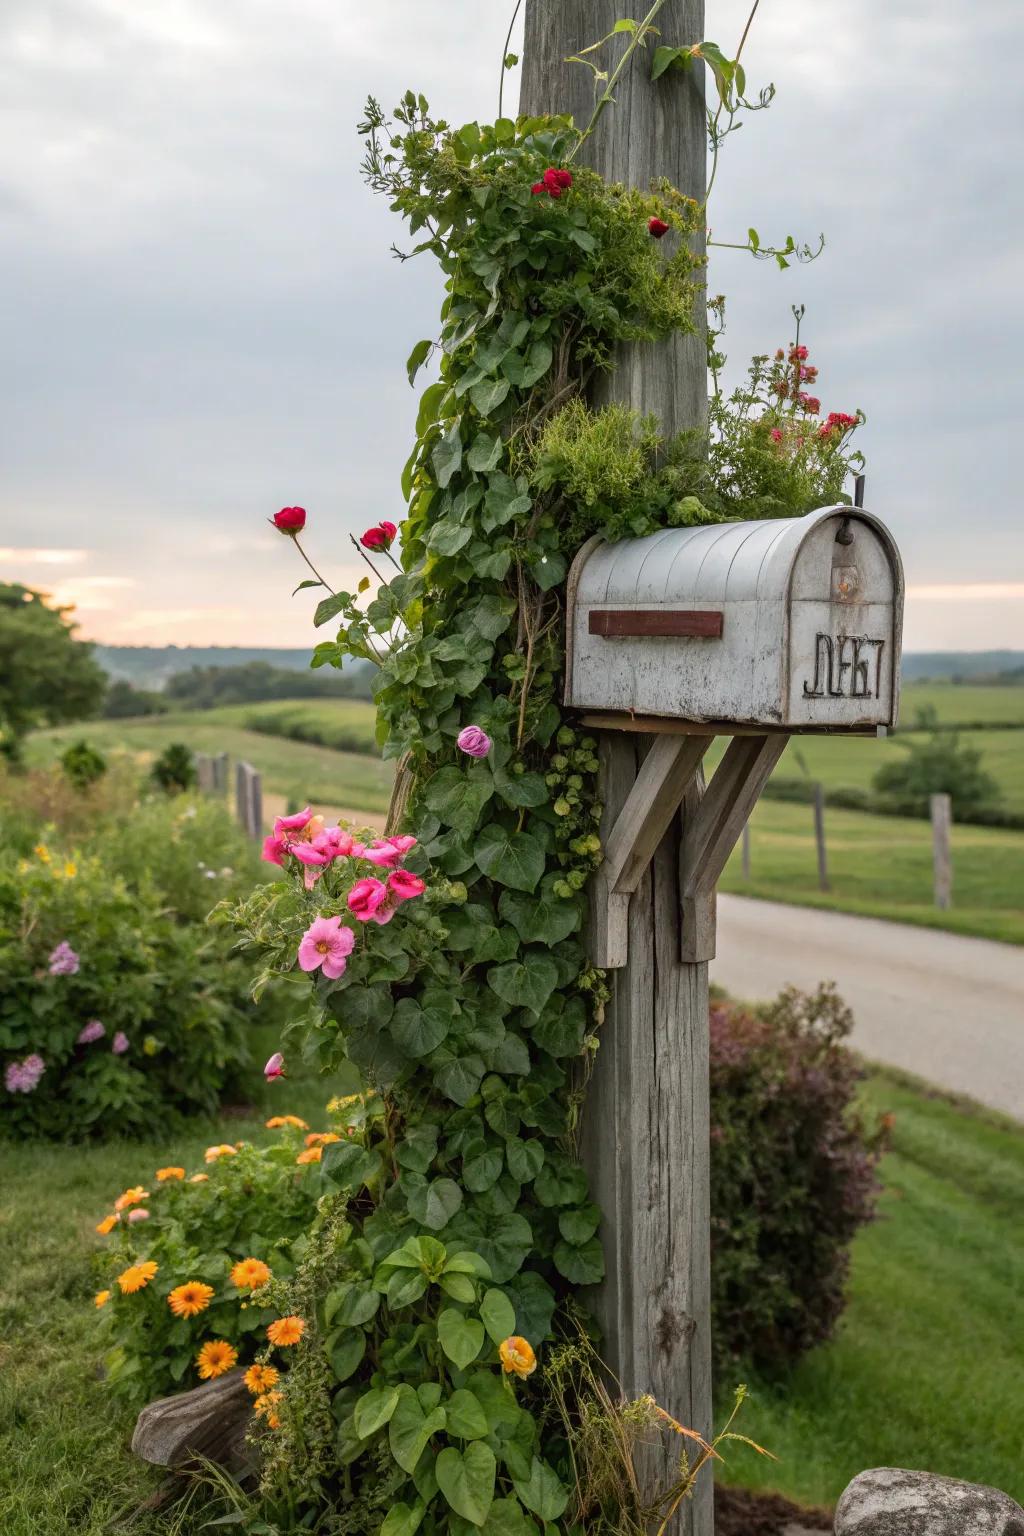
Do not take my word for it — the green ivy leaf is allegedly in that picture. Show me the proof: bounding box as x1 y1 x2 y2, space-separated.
439 1271 477 1303
502 340 552 390
425 520 473 558
479 1287 517 1345
432 426 463 489
534 1158 588 1209
491 766 549 809
321 1140 383 1194
463 1141 504 1193
504 1137 544 1185
553 1235 605 1285
380 1501 426 1536
470 377 511 416
498 881 583 945
511 1458 569 1522
437 1309 486 1371
501 1271 557 1344
475 825 545 893
396 1124 440 1174
354 1384 401 1439
445 1388 490 1440
487 952 559 1017
432 1049 486 1106
407 1177 464 1231
406 339 433 387
314 591 351 628
389 1386 447 1474
391 997 452 1058
436 1442 496 1527
424 767 493 837
326 1281 380 1328
467 433 503 472
557 1204 601 1245
330 1330 367 1383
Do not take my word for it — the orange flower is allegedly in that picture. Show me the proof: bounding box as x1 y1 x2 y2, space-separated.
303 1131 342 1148
243 1363 280 1395
117 1260 159 1295
168 1281 215 1318
498 1336 537 1379
114 1186 150 1212
95 1214 119 1235
231 1258 272 1291
190 1173 210 1184
94 1289 111 1308
253 1389 284 1428
265 1114 309 1130
204 1144 237 1164
267 1316 305 1347
196 1339 239 1380
156 1166 185 1181
295 1146 322 1165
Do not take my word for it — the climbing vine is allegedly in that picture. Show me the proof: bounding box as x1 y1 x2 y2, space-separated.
226 17 863 1534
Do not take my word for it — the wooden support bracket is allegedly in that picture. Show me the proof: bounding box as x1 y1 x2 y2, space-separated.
594 731 791 968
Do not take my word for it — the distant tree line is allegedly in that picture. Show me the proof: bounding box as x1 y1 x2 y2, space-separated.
103 661 375 717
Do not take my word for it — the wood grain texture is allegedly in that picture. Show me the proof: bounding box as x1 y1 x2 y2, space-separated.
589 609 724 639
132 1370 253 1474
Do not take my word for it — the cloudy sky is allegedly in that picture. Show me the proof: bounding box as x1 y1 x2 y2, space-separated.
1 0 1021 652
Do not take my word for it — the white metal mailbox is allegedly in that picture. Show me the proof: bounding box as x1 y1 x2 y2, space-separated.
565 506 904 732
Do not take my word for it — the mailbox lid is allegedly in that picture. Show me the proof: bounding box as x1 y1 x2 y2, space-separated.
565 506 904 730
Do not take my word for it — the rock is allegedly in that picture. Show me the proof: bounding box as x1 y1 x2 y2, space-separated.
835 1468 1024 1536
132 1369 254 1475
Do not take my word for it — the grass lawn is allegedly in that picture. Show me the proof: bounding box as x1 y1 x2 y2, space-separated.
723 1066 1024 1508
720 797 1024 945
899 680 1024 728
29 716 394 818
0 1033 349 1535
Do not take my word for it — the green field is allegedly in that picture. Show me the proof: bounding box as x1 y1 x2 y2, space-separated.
721 798 1024 944
725 1068 1024 1507
898 680 1024 728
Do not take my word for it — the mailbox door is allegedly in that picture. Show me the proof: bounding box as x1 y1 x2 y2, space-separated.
785 514 898 728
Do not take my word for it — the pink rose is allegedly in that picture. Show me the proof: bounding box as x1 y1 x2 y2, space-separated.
457 725 492 758
127 1208 150 1223
274 807 315 834
264 1052 285 1080
347 877 393 925
360 521 398 551
111 1032 130 1055
363 835 418 869
77 1019 106 1045
313 827 366 861
272 507 306 534
297 915 356 979
388 869 426 904
262 833 288 867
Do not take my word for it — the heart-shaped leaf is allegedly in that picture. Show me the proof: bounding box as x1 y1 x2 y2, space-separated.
437 1308 485 1370
436 1441 496 1526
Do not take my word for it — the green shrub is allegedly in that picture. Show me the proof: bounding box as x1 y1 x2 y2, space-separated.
151 741 197 793
60 739 108 791
709 984 884 1374
92 1121 331 1404
872 707 1003 819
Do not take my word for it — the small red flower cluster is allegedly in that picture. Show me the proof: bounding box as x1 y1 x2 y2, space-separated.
798 392 820 414
818 411 859 439
789 344 809 362
531 167 573 199
648 217 670 239
272 506 306 535
360 520 397 552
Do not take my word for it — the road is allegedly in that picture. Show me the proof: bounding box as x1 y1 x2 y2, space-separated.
712 895 1024 1119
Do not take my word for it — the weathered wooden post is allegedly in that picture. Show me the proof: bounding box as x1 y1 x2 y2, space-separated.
931 791 952 909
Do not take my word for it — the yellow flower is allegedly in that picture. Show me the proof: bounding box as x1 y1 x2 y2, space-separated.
204 1144 237 1163
253 1389 284 1428
95 1213 119 1235
295 1146 322 1165
498 1336 537 1379
190 1173 210 1184
17 858 31 875
267 1315 305 1348
114 1185 150 1212
231 1258 272 1291
327 1093 362 1114
94 1289 111 1309
156 1166 186 1182
117 1260 159 1295
34 844 50 863
143 1035 159 1056
243 1363 280 1395
168 1282 215 1318
265 1114 309 1130
63 861 77 879
196 1339 239 1380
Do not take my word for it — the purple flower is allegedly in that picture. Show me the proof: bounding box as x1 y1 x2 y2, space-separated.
111 1032 130 1055
77 1019 106 1045
5 1054 45 1094
457 725 492 758
48 941 80 976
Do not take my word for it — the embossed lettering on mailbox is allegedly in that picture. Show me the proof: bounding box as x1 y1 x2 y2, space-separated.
802 633 885 701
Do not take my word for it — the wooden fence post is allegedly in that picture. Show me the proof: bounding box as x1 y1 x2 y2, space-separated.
814 782 829 892
521 9 711 1533
931 792 952 909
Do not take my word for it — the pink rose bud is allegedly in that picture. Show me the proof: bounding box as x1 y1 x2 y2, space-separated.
111 1032 129 1055
272 507 306 534
457 725 492 758
347 877 393 925
388 869 426 904
264 1052 286 1080
363 835 418 869
360 521 398 551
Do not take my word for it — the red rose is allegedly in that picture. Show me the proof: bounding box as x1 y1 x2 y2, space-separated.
272 506 306 535
360 521 397 552
648 217 670 239
798 393 820 414
531 182 546 196
538 167 572 199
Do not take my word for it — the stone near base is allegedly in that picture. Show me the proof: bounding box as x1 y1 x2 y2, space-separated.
132 1368 253 1475
835 1468 1024 1536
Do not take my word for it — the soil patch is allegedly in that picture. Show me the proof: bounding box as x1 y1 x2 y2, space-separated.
715 1482 833 1536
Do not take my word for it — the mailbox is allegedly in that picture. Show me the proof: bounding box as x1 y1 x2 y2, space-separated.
565 505 904 732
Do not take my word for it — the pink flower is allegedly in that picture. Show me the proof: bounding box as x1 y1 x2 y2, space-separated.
297 915 356 978
272 507 306 534
363 835 418 869
262 833 288 867
347 877 392 925
648 217 670 238
48 941 80 976
275 808 316 834
264 1052 286 1080
111 1032 130 1055
457 725 492 758
127 1208 150 1223
77 1020 106 1045
5 1055 45 1094
388 869 426 904
798 393 820 414
360 521 398 552
789 345 809 362
770 427 783 443
313 827 366 861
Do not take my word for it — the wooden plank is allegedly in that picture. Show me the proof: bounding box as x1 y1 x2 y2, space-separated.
580 712 877 738
683 734 791 897
602 734 711 896
589 609 724 639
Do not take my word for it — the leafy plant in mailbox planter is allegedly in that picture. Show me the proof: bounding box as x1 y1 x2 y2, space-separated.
227 20 882 1535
